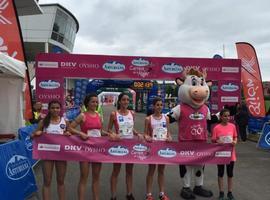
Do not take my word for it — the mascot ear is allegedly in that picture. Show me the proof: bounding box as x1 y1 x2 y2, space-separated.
206 80 212 87
175 77 184 86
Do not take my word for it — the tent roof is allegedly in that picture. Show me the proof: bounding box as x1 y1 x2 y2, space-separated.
0 52 26 78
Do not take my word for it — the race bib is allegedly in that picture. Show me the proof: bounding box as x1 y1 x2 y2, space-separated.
119 122 133 138
219 135 233 143
87 129 101 137
153 127 167 141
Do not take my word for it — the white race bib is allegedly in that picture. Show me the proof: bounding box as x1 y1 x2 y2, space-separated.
153 127 167 141
219 135 233 143
87 129 101 137
119 122 133 138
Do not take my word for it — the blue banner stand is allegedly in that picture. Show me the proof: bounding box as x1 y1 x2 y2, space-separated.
18 124 39 166
257 122 270 150
0 139 37 199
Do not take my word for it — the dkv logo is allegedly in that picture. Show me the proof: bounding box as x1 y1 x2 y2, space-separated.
103 61 125 72
39 80 60 89
162 63 183 73
6 155 31 180
108 145 129 156
221 83 239 92
131 58 150 67
158 148 177 158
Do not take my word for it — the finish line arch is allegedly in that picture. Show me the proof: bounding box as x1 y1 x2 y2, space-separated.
35 53 241 113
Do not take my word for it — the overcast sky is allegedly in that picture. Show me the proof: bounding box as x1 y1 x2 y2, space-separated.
40 0 270 81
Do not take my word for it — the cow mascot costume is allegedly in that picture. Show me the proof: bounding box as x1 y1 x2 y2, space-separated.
168 68 213 199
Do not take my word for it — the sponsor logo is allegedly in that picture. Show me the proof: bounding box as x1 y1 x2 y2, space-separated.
108 145 129 156
25 136 33 151
265 132 270 145
38 94 61 100
221 96 239 102
103 61 125 72
60 62 77 67
132 144 148 152
189 113 204 120
215 151 232 157
39 80 60 89
221 83 239 92
211 104 218 110
211 85 218 92
6 155 31 180
131 58 150 67
222 67 239 73
179 150 195 157
241 57 256 74
38 61 58 68
158 148 177 158
79 63 100 69
162 63 183 73
38 143 61 151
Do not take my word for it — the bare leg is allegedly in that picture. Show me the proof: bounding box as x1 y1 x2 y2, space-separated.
228 177 233 192
158 164 165 193
146 164 156 194
42 160 54 200
55 161 67 200
126 163 134 194
110 163 121 198
78 162 90 200
92 162 102 200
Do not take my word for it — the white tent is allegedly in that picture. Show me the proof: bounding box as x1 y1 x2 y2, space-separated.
0 52 26 137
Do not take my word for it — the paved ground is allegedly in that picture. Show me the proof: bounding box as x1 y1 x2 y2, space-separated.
28 105 270 200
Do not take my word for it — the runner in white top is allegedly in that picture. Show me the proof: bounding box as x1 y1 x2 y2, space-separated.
31 100 71 200
108 92 144 200
144 97 172 200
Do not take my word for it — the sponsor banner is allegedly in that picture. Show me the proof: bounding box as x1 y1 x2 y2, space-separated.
257 123 270 149
236 42 266 117
18 125 39 166
36 53 241 80
36 53 241 112
0 0 32 120
33 134 233 165
0 140 37 199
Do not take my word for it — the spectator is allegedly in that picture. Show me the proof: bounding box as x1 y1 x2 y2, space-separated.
234 104 249 142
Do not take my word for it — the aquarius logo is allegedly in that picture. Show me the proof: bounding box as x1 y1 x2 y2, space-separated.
132 144 148 152
6 155 31 180
102 61 125 72
108 145 129 156
158 148 177 158
221 83 239 92
131 58 150 67
39 80 60 89
162 63 183 73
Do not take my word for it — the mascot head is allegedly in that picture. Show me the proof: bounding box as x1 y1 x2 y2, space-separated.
176 68 212 109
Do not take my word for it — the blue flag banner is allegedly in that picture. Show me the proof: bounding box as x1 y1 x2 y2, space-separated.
257 123 270 149
0 140 37 199
18 124 38 166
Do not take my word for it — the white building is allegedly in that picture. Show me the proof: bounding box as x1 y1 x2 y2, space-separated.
19 3 79 79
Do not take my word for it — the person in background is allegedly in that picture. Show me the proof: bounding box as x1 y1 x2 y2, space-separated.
31 101 45 123
144 97 172 200
234 104 249 142
31 100 71 200
108 92 144 200
212 108 238 200
69 93 109 200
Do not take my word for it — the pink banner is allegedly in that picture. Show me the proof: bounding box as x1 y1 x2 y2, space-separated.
36 53 241 113
33 134 233 165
